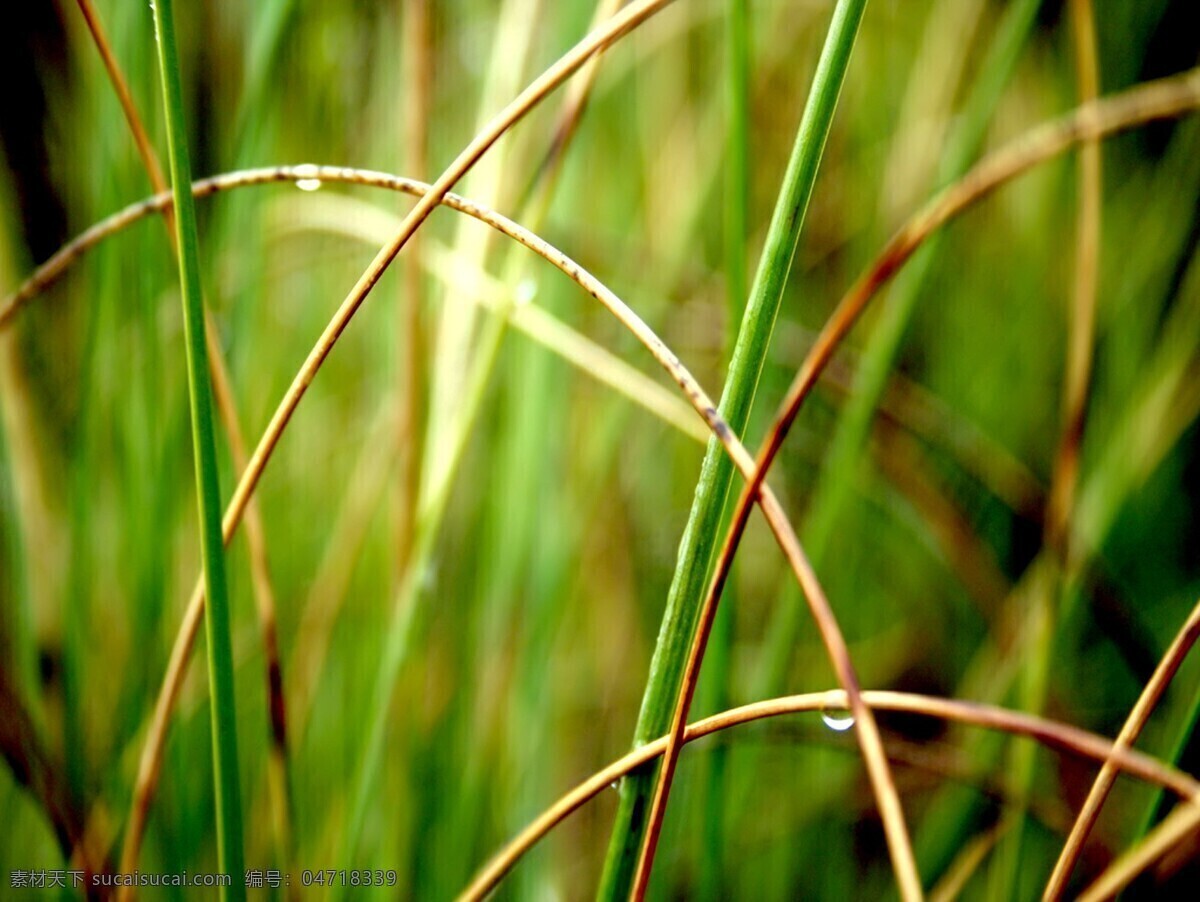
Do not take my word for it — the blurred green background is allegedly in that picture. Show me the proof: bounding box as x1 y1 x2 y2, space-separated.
2 0 1199 898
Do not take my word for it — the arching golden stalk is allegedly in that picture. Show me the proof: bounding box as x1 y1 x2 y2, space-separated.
637 63 1200 902
459 689 1200 901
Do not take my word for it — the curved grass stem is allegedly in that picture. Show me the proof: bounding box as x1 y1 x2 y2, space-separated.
1079 798 1200 900
641 57 1200 902
460 689 1200 902
1049 596 1200 897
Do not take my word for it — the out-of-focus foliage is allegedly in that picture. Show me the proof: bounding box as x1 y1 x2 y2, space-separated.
1 0 1198 898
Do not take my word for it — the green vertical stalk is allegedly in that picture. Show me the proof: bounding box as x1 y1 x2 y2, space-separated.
598 1 869 896
151 0 245 895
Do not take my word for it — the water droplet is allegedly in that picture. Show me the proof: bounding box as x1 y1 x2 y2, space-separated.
820 709 855 732
609 780 621 792
294 163 323 192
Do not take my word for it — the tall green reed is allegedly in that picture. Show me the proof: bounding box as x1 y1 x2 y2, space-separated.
599 0 870 895
151 0 245 893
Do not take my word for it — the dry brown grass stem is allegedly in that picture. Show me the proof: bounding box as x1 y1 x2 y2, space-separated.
13 48 1194 331
3 176 708 442
72 0 169 228
1049 596 1200 897
70 1 292 887
9 81 1197 341
138 0 682 622
459 689 1200 901
777 62 1200 467
637 525 919 899
638 63 1200 902
1079 799 1200 900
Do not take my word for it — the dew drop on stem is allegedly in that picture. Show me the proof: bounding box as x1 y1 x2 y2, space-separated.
820 709 855 732
293 163 323 192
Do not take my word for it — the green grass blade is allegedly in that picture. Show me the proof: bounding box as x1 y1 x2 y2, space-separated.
598 1 869 895
150 0 245 894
